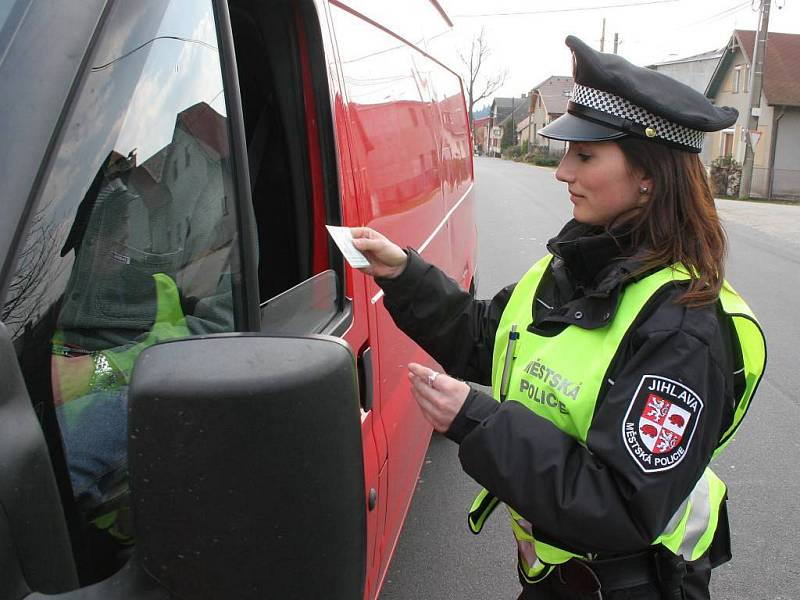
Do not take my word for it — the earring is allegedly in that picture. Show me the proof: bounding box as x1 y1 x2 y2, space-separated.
639 186 649 194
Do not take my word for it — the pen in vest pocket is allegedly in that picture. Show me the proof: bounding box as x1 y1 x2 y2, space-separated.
499 324 519 402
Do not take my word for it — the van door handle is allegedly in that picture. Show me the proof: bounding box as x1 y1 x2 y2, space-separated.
358 346 374 412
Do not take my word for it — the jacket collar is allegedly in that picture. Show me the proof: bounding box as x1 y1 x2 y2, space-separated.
531 220 650 332
546 219 637 292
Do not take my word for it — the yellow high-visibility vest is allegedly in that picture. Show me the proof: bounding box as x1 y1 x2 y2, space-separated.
468 255 766 583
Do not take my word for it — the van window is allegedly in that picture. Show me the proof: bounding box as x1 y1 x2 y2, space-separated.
329 5 443 222
229 0 344 335
2 0 241 581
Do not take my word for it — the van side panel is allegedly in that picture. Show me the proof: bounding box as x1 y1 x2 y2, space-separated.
327 2 476 596
307 2 387 597
326 10 443 590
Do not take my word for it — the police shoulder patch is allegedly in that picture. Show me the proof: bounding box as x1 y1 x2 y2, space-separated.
621 375 703 473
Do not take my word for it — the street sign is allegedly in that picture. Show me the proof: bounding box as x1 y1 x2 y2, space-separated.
491 127 502 140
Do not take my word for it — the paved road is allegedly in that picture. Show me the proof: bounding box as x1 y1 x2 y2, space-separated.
380 157 800 600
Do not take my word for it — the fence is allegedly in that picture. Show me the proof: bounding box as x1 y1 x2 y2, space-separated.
706 163 800 200
759 166 800 200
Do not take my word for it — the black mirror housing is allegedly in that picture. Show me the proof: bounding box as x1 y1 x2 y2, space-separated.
128 334 366 600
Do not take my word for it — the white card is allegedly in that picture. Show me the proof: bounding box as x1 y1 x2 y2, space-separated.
325 225 370 268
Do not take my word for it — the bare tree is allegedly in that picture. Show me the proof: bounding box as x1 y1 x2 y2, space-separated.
1 201 66 338
458 28 508 132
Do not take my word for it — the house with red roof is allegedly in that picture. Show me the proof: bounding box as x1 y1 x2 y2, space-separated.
472 115 491 154
706 30 800 198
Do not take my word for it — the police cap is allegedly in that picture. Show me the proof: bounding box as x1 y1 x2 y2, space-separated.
539 36 738 153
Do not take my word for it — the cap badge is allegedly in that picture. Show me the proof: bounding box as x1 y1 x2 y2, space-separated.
645 127 657 138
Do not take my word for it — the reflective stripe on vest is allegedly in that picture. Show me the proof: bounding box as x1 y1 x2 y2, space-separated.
655 467 726 561
468 255 766 572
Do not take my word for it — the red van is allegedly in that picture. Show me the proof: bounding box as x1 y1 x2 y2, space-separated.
0 0 475 599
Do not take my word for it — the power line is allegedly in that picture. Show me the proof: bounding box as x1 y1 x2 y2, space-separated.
681 1 751 29
90 36 217 72
618 1 751 49
451 0 679 19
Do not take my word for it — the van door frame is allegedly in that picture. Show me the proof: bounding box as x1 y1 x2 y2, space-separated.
212 0 261 332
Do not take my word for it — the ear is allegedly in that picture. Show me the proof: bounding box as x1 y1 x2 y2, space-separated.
638 174 654 201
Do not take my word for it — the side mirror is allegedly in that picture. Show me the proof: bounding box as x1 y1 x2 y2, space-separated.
128 334 366 599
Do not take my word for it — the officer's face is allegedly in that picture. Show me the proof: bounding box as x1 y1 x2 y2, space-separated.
555 141 649 227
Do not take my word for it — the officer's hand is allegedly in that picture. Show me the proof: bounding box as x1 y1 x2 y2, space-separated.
407 363 470 433
350 227 408 279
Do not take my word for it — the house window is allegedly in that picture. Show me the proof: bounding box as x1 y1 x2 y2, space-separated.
733 66 742 93
721 130 734 157
743 63 750 93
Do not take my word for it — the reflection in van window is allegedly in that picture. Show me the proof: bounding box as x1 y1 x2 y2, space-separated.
330 3 471 234
2 0 241 573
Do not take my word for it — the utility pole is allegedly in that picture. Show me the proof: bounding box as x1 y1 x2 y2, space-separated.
613 33 619 54
489 103 495 157
739 0 771 199
511 96 516 147
600 18 606 51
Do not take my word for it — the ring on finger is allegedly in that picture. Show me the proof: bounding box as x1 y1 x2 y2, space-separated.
427 371 439 387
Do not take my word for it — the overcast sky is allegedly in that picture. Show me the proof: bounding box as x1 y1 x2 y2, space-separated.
433 0 800 106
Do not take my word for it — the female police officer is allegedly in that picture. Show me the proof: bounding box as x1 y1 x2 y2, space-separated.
351 36 766 599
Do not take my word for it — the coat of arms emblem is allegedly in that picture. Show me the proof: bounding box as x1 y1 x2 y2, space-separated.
623 375 703 473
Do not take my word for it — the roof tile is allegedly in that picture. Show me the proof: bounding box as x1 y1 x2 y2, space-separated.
736 30 800 106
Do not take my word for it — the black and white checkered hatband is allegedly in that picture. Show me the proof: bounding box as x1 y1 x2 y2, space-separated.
570 83 705 151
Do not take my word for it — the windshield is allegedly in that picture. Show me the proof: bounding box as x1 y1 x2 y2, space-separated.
2 0 242 528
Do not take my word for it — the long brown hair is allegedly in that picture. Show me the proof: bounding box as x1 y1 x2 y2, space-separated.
614 137 726 306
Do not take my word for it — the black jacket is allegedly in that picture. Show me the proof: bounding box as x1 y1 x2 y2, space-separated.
377 220 738 556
